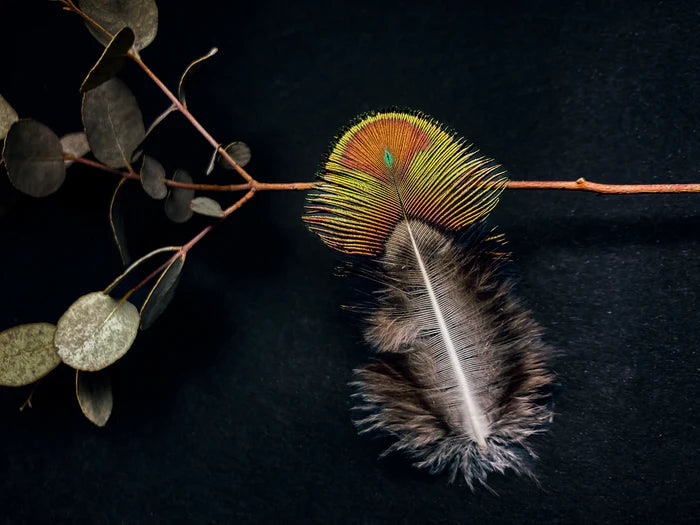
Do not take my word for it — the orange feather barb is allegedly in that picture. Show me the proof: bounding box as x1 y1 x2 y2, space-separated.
303 110 555 489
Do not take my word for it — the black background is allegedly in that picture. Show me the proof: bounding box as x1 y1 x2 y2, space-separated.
1 1 699 523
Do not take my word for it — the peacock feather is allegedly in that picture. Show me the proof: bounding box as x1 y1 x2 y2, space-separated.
303 110 554 489
304 110 508 255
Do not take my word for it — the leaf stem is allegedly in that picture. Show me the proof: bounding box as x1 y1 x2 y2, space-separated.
122 190 256 299
104 246 181 294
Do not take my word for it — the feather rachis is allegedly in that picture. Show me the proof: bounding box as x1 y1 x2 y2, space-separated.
355 222 554 487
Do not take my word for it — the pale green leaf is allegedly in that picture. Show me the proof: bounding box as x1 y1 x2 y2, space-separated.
0 93 19 141
190 196 224 218
55 292 140 371
2 119 66 197
0 323 61 387
82 78 145 168
218 141 251 169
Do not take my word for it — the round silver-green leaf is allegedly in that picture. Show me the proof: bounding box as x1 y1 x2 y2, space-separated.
0 93 18 141
190 196 223 218
0 323 61 387
55 292 140 372
218 141 251 169
140 154 167 199
2 119 66 197
76 369 113 427
82 78 145 168
60 132 91 167
78 0 158 51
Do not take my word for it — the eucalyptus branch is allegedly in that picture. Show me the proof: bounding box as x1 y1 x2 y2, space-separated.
67 155 315 192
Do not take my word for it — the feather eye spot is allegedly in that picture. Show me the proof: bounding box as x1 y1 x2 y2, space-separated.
384 149 394 168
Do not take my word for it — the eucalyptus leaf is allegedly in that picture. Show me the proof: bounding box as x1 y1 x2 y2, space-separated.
164 169 194 223
0 323 61 387
140 154 167 199
110 178 130 266
178 47 218 109
82 78 145 168
76 369 113 427
78 0 158 51
0 93 18 140
55 292 140 372
140 254 186 330
218 141 251 169
80 27 135 93
2 119 66 197
190 196 224 218
60 132 91 167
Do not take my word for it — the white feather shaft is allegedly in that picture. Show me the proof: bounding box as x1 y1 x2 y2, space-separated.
403 221 489 447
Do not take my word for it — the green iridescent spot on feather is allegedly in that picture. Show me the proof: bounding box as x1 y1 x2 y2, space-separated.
384 149 394 168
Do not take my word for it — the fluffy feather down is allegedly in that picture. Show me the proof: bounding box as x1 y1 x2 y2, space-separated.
352 220 554 488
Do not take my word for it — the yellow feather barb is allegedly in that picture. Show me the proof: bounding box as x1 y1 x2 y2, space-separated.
304 110 509 255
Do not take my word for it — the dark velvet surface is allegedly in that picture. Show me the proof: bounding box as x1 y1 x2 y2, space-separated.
1 1 699 523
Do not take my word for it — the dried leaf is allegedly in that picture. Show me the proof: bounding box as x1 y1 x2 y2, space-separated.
76 369 113 427
2 119 66 197
78 0 158 51
55 292 140 372
82 78 145 168
218 141 251 169
110 178 130 266
0 93 18 140
80 27 135 93
60 132 91 167
190 196 224 218
0 323 61 387
140 154 167 199
140 254 186 330
164 169 194 223
178 48 218 109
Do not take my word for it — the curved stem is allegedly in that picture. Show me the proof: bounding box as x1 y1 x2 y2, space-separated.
104 246 181 294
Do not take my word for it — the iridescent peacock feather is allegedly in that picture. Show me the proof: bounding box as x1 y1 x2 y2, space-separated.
304 110 509 255
304 110 553 489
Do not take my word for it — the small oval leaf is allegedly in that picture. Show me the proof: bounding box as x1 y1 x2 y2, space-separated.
140 254 186 330
55 292 140 372
78 0 158 51
80 27 135 93
0 323 61 387
0 93 19 140
218 141 251 169
2 119 66 197
190 196 224 218
60 132 91 167
82 78 145 169
140 155 167 199
164 169 194 223
76 369 113 427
